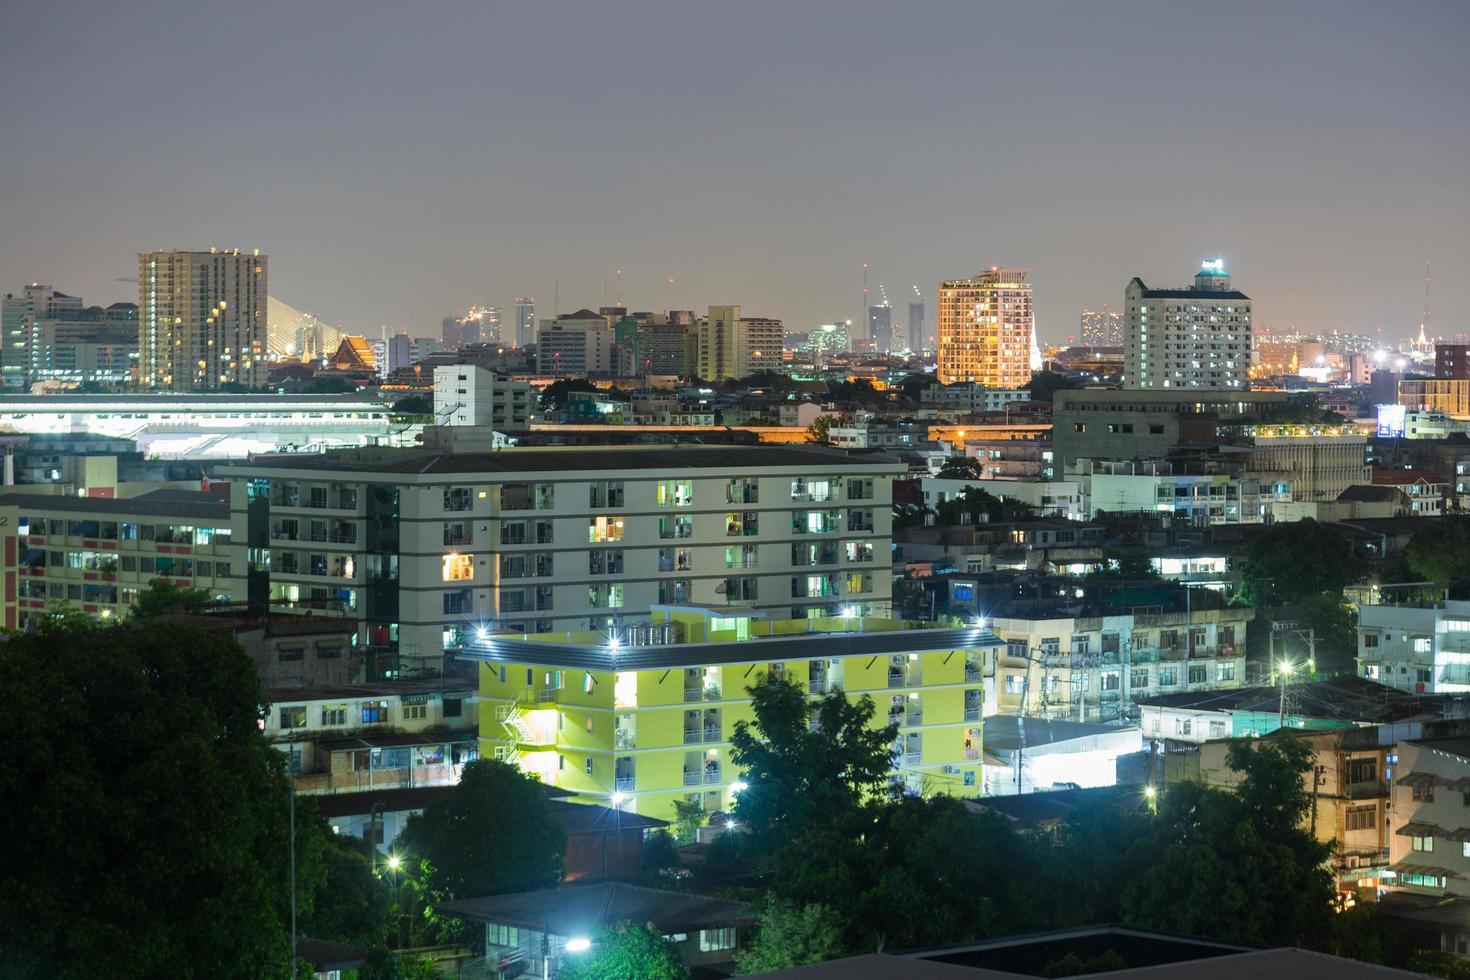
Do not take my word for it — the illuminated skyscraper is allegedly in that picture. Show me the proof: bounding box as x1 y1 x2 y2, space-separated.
514 297 536 348
1124 259 1252 389
868 305 892 352
936 269 1034 386
1080 307 1122 346
138 248 267 390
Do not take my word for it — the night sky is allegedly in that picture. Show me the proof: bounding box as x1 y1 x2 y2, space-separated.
2 0 1466 344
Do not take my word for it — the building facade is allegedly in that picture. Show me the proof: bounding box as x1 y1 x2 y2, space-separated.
536 310 614 376
1358 592 1470 694
433 365 533 430
466 607 999 820
138 249 267 390
0 488 246 630
986 607 1251 723
224 445 903 670
936 269 1034 387
1123 260 1252 390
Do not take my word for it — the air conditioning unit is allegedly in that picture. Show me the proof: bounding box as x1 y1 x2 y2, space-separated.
941 765 959 775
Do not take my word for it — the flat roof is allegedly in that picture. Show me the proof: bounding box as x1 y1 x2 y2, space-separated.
439 881 751 932
981 716 1137 752
263 676 476 703
460 625 1003 672
0 488 230 520
232 444 905 476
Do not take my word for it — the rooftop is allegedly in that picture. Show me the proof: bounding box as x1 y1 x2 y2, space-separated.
460 624 1002 672
232 444 904 476
0 487 230 520
438 881 752 933
981 716 1138 753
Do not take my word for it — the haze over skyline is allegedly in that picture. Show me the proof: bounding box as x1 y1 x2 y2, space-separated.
1 0 1465 345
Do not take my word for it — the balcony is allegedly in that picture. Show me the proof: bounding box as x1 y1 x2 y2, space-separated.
684 729 703 745
614 730 635 750
614 775 635 792
533 687 557 703
1347 779 1389 800
703 725 721 742
685 684 721 703
683 770 702 787
904 710 923 727
809 676 828 694
965 666 983 683
703 764 722 784
964 706 981 722
904 751 921 766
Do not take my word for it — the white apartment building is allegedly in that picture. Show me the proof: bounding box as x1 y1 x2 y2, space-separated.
985 607 1250 723
1386 738 1470 908
922 477 1085 521
1123 260 1251 390
139 248 268 390
536 310 614 376
923 384 1030 416
433 365 534 430
224 445 904 669
936 269 1034 387
1244 430 1370 502
1086 466 1292 525
1358 592 1470 694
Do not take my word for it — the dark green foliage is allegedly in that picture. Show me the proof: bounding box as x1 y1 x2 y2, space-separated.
1258 395 1347 426
734 901 848 974
936 455 986 481
130 578 217 620
1039 950 1127 977
398 759 566 900
1236 520 1363 607
301 832 394 947
540 378 601 411
1121 735 1333 947
1403 518 1470 582
1025 371 1082 404
1085 547 1160 583
730 677 896 843
640 830 681 879
558 922 690 980
935 486 1035 525
0 621 307 978
391 394 433 416
671 799 705 844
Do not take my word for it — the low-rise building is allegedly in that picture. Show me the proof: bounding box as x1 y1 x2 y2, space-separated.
433 364 534 431
0 488 246 630
1358 587 1470 694
988 599 1251 724
980 716 1142 796
462 606 1001 821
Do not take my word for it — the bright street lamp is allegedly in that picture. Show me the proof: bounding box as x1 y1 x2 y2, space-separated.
565 938 592 953
730 781 748 794
386 854 401 872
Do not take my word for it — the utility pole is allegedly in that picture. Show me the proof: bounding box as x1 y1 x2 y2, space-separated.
1310 764 1326 837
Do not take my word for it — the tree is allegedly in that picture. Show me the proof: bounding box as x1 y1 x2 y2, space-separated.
934 486 1034 525
391 394 433 417
670 799 705 845
1085 547 1160 583
806 414 849 445
540 378 600 411
640 830 680 879
130 578 217 620
730 676 896 844
1025 371 1081 404
301 831 394 947
1121 735 1333 948
0 621 312 977
399 759 565 900
1404 518 1470 581
936 456 985 481
734 902 847 974
1236 520 1363 607
558 922 689 980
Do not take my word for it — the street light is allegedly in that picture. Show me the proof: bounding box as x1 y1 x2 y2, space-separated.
610 791 625 808
565 938 592 953
387 854 402 872
730 781 748 794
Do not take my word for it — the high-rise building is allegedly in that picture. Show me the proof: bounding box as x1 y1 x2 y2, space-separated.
1124 259 1252 390
907 302 926 353
936 268 1034 387
138 249 267 390
536 310 614 376
1 284 85 390
693 306 782 381
868 305 892 352
385 333 414 374
514 297 536 348
1079 307 1123 347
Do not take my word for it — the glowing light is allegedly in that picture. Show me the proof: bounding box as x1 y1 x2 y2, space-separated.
607 631 622 650
730 781 748 794
1279 660 1295 676
973 615 987 629
387 855 402 871
611 791 626 807
840 605 858 619
565 938 592 953
474 626 489 641
1144 785 1157 799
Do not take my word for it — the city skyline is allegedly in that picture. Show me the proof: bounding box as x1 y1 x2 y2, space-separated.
1 1 1466 346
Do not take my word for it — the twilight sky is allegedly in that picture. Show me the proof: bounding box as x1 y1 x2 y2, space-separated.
1 0 1466 345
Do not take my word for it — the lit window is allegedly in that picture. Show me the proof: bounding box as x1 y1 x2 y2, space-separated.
442 553 474 581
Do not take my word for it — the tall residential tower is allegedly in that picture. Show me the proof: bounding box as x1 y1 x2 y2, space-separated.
1124 259 1252 390
936 268 1034 386
138 249 267 390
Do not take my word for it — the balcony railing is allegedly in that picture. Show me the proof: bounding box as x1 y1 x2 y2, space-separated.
904 751 921 765
703 725 721 742
964 706 981 722
703 765 722 784
683 770 702 786
1347 779 1389 800
964 667 982 683
534 688 557 703
683 729 702 745
904 711 923 727
809 677 828 694
614 731 635 750
614 776 635 792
